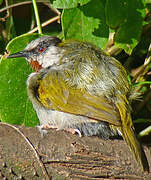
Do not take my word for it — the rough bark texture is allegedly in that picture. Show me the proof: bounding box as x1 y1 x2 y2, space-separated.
0 123 151 180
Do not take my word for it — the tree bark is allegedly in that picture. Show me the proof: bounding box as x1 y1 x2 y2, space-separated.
0 123 150 180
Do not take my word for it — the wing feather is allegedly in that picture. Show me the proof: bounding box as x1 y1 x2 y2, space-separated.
38 70 121 126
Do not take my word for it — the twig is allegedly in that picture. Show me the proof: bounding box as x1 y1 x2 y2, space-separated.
0 0 9 22
0 1 32 13
0 122 50 180
0 0 60 33
144 43 151 66
133 42 151 83
0 1 51 13
42 2 61 16
28 15 60 34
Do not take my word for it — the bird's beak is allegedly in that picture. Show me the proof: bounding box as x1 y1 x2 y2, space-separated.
7 51 29 59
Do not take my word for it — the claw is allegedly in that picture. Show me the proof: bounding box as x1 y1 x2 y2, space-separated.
67 128 82 137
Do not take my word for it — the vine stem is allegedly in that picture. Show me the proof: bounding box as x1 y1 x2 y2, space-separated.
32 0 42 34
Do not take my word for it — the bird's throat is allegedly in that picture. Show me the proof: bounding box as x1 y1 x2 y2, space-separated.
29 59 42 72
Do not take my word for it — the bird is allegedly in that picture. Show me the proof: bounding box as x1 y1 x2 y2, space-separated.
7 35 149 171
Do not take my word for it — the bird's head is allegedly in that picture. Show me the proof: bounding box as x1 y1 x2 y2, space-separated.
7 36 62 71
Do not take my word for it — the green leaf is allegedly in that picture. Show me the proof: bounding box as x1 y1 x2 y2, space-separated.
0 0 3 5
52 0 91 9
105 0 146 54
0 33 43 126
134 118 151 123
134 81 151 86
145 0 151 3
62 0 109 49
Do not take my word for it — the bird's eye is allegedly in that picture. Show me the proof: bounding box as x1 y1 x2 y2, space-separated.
38 47 45 53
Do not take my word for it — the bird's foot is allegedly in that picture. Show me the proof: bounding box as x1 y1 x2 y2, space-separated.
37 124 82 137
40 124 57 129
36 124 57 137
65 128 82 137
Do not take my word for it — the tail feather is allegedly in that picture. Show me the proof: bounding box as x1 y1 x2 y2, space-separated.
116 96 149 172
120 122 149 172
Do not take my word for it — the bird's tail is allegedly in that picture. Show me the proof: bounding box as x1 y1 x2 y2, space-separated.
116 96 149 172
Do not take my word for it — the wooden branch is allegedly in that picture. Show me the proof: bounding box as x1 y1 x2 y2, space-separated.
0 123 150 179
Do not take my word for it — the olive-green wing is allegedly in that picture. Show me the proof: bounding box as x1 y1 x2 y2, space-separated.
38 70 121 126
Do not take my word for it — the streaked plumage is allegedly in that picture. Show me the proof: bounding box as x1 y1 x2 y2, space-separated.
8 36 149 171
